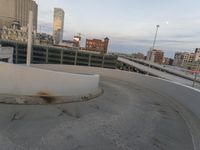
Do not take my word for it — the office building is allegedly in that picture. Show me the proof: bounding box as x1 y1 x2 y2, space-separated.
0 0 38 31
147 49 164 64
53 8 65 45
85 37 109 54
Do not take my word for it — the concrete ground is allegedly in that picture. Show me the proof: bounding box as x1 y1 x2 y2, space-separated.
0 77 196 150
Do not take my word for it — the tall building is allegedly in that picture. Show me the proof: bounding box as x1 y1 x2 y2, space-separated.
0 0 38 31
53 8 65 45
85 37 109 54
147 49 164 64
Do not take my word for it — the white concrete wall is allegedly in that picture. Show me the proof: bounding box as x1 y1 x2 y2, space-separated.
33 64 200 120
0 63 99 96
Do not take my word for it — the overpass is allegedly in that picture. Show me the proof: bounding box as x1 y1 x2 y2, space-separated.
118 56 200 88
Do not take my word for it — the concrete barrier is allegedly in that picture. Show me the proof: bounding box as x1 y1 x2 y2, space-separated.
0 63 100 98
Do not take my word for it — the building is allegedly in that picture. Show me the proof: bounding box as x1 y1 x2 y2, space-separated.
182 52 189 64
195 48 200 62
0 39 117 68
173 52 184 66
0 24 28 43
35 33 53 45
181 52 195 64
0 45 13 63
58 40 78 48
0 0 38 31
188 53 195 63
53 8 65 45
163 57 173 65
73 35 81 47
132 52 145 60
85 37 109 54
173 51 196 68
147 49 164 64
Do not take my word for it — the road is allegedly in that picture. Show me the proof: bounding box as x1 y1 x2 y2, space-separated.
0 76 195 150
118 57 200 89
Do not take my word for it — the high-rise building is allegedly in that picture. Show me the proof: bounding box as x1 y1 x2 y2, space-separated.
85 37 109 54
53 8 65 45
0 0 38 31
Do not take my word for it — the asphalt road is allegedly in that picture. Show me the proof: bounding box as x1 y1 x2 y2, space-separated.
0 77 195 150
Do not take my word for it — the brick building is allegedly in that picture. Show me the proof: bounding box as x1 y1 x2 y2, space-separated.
85 37 109 54
147 49 164 64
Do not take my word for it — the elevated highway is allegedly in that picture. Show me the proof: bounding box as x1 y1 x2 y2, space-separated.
118 57 200 89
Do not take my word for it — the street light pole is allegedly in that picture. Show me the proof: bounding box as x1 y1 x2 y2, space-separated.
148 25 160 75
152 25 160 51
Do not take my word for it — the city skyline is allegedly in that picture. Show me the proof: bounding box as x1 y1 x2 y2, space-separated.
35 0 200 58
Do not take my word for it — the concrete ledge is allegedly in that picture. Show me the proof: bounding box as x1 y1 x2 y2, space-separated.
0 64 100 102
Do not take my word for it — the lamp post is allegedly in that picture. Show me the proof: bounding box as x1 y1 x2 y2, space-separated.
148 25 160 75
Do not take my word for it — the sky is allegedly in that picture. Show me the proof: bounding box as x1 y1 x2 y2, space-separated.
35 0 200 58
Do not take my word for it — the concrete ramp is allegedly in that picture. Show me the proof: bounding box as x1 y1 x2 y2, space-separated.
0 63 100 104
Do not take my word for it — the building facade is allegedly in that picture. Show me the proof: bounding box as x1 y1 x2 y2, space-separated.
53 8 65 45
0 0 38 31
85 37 109 54
132 52 145 60
195 48 200 62
0 45 13 63
163 58 173 65
173 52 184 66
0 39 117 69
173 51 196 68
0 24 28 43
147 49 164 64
35 33 53 45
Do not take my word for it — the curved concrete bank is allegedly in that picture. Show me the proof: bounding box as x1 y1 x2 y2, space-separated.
0 63 100 103
34 64 200 149
35 64 200 118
